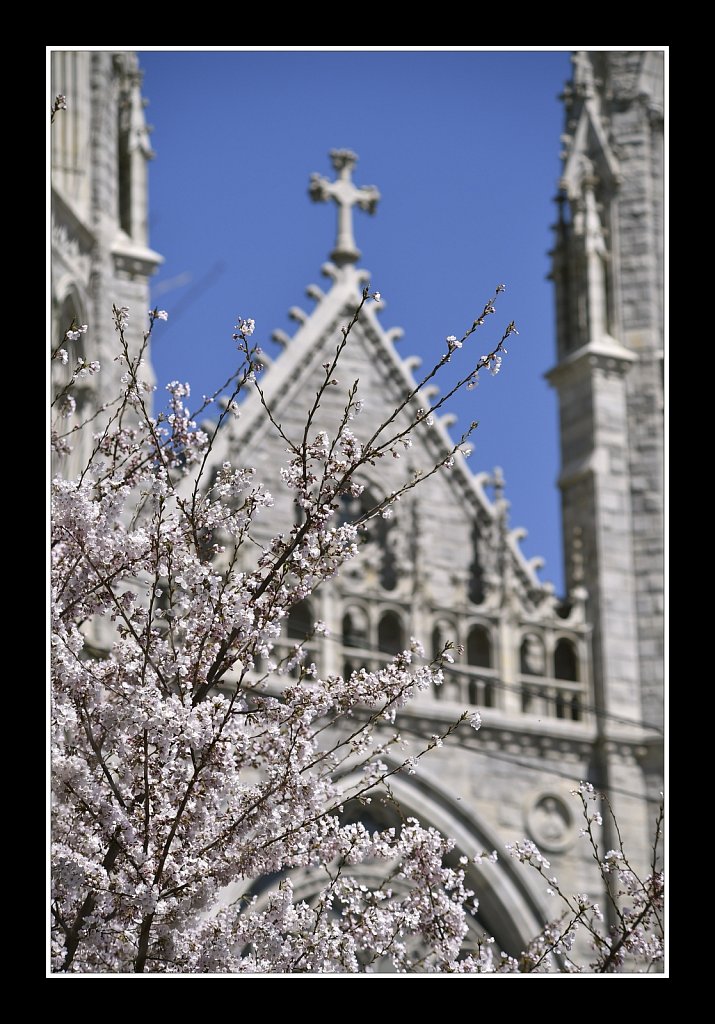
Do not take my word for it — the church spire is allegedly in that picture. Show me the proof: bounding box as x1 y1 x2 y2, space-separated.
547 51 664 732
308 150 380 267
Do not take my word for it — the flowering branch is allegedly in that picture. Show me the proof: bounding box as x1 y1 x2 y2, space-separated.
51 94 67 123
51 281 662 974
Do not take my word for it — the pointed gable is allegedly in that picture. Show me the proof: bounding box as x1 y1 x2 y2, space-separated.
208 167 558 622
560 53 620 200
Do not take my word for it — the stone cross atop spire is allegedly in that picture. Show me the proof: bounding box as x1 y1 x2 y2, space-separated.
309 150 380 267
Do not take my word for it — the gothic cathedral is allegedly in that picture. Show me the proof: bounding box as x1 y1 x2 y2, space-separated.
50 50 664 958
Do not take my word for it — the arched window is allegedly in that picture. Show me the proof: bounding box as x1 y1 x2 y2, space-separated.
57 294 83 346
338 486 398 591
338 491 365 528
554 639 579 681
118 97 133 237
378 611 404 657
53 293 85 401
468 521 485 605
287 600 314 641
520 634 545 676
467 625 492 668
377 517 398 592
431 625 442 662
343 607 368 649
114 56 151 246
52 288 94 480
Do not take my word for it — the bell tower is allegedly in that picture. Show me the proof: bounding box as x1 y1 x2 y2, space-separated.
547 52 664 791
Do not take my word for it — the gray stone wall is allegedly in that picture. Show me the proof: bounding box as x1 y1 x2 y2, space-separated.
51 50 161 474
607 53 665 731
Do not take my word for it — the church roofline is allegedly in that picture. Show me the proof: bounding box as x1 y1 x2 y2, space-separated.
206 148 557 601
208 260 554 600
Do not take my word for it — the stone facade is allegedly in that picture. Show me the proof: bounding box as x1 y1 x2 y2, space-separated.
51 51 162 476
205 103 663 948
547 51 664 822
50 52 664 960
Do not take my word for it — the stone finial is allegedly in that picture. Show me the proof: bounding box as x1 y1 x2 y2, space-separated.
491 466 506 503
321 262 339 281
572 51 595 97
271 329 291 348
309 150 380 267
305 284 324 302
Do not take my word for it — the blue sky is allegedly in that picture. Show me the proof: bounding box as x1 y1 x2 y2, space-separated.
141 49 573 594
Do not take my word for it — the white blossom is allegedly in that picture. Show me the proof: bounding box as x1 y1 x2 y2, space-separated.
58 394 76 418
115 306 130 330
65 324 88 343
234 317 255 337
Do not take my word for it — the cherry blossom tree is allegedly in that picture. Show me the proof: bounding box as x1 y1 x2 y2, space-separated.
50 291 663 974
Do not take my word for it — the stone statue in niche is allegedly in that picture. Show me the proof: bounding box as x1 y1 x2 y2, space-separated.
521 634 546 676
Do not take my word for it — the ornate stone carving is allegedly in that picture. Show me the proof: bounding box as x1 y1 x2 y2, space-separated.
526 792 575 853
51 212 92 283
